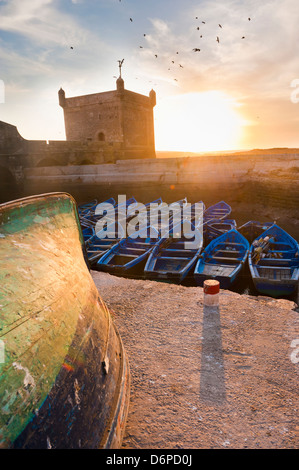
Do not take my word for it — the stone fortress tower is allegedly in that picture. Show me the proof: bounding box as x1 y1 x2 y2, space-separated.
58 66 156 160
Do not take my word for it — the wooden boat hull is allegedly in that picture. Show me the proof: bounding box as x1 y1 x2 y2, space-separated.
97 227 160 275
85 222 126 268
81 225 95 242
248 224 299 298
144 221 203 283
144 260 199 283
86 199 163 269
0 193 130 449
207 219 237 233
194 263 244 289
86 236 122 267
238 221 273 244
144 245 200 283
251 277 297 297
194 229 250 289
203 200 231 222
203 219 236 245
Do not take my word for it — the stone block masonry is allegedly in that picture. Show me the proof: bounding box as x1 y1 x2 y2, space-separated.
59 76 156 160
23 152 299 188
0 75 157 195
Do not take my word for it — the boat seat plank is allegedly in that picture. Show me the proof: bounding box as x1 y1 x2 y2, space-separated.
219 242 244 246
202 265 235 275
209 256 241 262
163 249 197 254
257 265 292 270
88 247 114 254
259 258 294 263
269 250 294 253
87 244 114 250
88 239 119 245
133 241 156 245
205 263 237 268
214 250 239 256
113 253 139 258
120 247 147 252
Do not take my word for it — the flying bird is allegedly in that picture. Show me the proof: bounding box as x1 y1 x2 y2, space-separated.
241 36 245 39
179 64 183 68
218 24 222 28
155 54 158 58
70 46 73 49
172 60 175 63
192 48 201 52
130 18 133 22
144 33 146 36
216 36 220 43
202 21 206 24
197 27 200 30
248 17 251 21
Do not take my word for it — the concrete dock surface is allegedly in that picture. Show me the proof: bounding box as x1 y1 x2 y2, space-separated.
92 270 299 449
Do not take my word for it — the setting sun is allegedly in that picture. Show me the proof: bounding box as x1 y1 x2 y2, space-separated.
154 91 246 152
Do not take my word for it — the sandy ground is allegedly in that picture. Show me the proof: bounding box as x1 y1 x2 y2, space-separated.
91 271 299 449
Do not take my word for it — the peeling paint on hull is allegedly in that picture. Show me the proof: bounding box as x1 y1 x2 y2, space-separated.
0 192 130 448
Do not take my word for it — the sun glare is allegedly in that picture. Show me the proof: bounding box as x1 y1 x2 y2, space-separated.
154 92 246 152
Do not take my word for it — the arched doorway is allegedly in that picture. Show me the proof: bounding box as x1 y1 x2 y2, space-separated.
97 132 105 142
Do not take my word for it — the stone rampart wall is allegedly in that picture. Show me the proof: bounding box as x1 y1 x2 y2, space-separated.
24 153 299 186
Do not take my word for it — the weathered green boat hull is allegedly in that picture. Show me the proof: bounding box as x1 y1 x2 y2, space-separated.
0 193 130 448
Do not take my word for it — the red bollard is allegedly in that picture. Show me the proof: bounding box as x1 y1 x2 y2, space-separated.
203 279 220 306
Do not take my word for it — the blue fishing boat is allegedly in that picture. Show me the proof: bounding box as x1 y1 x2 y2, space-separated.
204 218 237 245
78 198 98 216
248 224 299 297
81 225 95 242
86 198 163 267
79 197 115 213
182 201 205 229
126 197 163 225
138 197 188 236
85 222 126 267
194 228 250 288
97 226 160 275
144 220 203 283
203 224 223 245
80 197 136 243
203 201 231 223
238 220 273 244
113 196 138 217
79 197 117 240
127 197 163 216
87 197 116 220
208 218 237 232
88 197 133 225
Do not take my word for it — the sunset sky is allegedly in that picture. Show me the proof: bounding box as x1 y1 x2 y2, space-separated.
0 0 299 152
